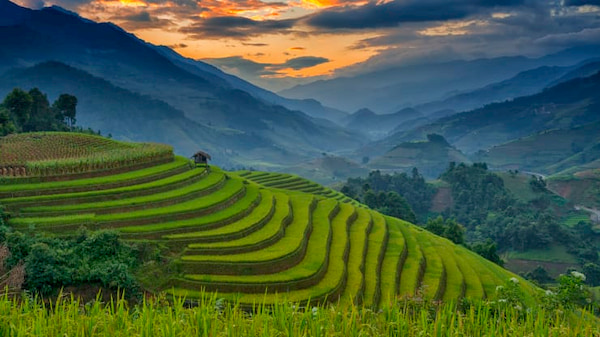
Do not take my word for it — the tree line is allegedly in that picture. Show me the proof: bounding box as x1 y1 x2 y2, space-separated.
0 88 77 136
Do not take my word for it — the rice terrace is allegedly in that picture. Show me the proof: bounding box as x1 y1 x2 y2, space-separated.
0 132 598 335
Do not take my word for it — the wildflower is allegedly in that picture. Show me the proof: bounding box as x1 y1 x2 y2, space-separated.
509 277 519 284
514 305 522 311
498 299 507 303
495 285 504 292
570 271 586 281
545 290 554 296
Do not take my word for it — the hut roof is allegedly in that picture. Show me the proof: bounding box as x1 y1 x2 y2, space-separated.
193 151 212 160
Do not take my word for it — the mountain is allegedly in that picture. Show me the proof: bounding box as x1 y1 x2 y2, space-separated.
153 46 349 124
413 64 587 116
548 60 600 87
0 0 361 167
368 134 470 179
475 121 600 175
367 71 600 156
0 62 288 167
280 48 600 114
343 108 423 140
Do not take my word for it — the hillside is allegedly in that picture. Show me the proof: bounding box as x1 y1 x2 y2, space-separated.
286 155 370 185
476 121 600 174
370 70 600 156
369 134 470 179
549 170 600 210
0 1 362 168
0 132 536 306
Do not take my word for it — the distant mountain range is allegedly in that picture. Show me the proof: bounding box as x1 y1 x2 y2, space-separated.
365 70 600 157
0 0 359 168
413 60 600 116
280 48 600 114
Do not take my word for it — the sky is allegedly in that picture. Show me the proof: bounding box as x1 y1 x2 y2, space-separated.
13 0 600 91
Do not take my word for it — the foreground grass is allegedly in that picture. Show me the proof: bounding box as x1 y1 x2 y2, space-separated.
0 293 597 336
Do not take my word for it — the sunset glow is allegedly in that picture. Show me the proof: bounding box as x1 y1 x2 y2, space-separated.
13 0 600 91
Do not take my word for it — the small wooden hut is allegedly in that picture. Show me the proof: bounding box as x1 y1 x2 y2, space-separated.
192 151 211 165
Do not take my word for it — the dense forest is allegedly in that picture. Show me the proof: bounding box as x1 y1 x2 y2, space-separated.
340 163 600 285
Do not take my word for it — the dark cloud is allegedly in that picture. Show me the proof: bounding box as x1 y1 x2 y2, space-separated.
242 42 270 46
121 11 152 22
205 55 329 78
290 46 306 50
564 0 600 6
110 10 173 30
535 27 600 47
204 56 278 77
306 0 525 29
181 16 297 40
169 43 188 49
279 56 329 70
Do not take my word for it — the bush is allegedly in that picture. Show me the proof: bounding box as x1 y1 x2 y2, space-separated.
556 271 592 308
0 225 142 297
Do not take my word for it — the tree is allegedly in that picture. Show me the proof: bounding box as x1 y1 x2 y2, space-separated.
2 88 33 129
471 239 504 266
529 176 547 193
444 218 465 245
582 263 600 286
53 94 78 129
425 216 465 245
556 271 591 308
24 88 55 132
524 265 553 284
0 108 17 136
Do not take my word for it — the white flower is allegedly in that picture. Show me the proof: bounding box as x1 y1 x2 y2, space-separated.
545 290 554 296
498 299 507 303
509 277 519 284
571 271 586 281
514 305 522 311
496 285 504 292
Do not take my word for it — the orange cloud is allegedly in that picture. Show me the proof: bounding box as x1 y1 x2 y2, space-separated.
196 0 289 18
300 0 367 8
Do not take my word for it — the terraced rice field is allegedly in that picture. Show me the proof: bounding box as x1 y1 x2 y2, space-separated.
0 132 173 179
1 138 535 307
